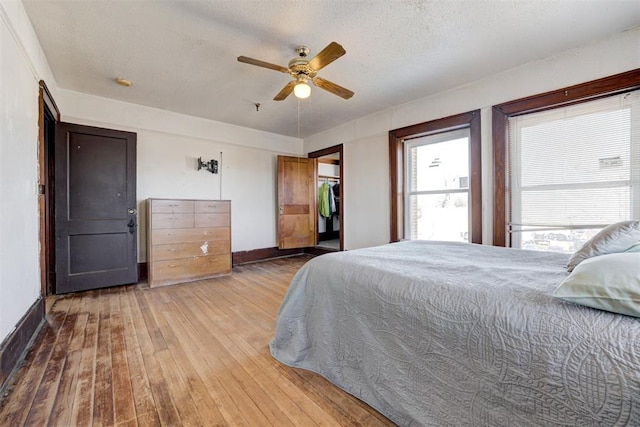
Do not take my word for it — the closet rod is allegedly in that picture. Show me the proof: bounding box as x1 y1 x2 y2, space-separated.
318 174 340 182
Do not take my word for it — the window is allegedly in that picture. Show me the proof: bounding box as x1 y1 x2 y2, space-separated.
507 90 640 253
492 69 640 247
405 129 471 241
389 110 481 243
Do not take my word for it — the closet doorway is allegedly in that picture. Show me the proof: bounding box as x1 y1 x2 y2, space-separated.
308 144 343 251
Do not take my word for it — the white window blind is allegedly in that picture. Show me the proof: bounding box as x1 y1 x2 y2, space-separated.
507 90 640 252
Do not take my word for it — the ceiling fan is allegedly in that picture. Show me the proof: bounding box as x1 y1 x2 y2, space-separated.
237 42 354 101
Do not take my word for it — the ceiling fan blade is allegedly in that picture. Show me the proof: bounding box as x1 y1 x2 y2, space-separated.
274 81 296 101
308 42 346 71
312 77 354 100
237 56 289 73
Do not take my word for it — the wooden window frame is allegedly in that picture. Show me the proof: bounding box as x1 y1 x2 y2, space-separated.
492 69 640 247
389 110 482 243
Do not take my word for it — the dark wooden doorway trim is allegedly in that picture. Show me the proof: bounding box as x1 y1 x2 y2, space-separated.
38 80 60 296
308 144 344 251
389 111 482 243
492 68 640 247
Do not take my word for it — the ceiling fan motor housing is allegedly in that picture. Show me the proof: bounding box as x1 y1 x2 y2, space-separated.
288 47 317 79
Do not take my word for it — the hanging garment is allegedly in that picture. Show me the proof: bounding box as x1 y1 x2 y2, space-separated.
319 182 331 218
332 182 340 214
329 185 336 214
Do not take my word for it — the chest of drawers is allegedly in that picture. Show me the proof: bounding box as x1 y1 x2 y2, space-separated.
146 198 231 287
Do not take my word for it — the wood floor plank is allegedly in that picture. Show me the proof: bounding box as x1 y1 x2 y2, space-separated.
170 284 311 426
69 292 100 425
0 299 70 426
169 288 253 426
230 334 340 426
176 285 286 426
109 288 137 425
93 289 115 427
23 294 82 426
118 285 161 427
148 287 244 426
141 289 206 426
0 255 393 426
131 288 182 426
47 301 89 425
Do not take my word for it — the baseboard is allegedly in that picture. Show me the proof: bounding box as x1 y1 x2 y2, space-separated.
232 246 304 265
0 296 45 391
138 245 326 273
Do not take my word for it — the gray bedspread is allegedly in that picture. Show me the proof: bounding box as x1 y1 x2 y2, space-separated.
270 241 640 426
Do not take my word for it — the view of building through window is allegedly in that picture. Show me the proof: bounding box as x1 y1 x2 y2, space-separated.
509 90 639 253
406 130 470 242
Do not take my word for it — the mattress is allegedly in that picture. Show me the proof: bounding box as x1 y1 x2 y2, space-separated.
270 241 640 426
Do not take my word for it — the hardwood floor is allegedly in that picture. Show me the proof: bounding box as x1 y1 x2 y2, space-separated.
0 256 393 426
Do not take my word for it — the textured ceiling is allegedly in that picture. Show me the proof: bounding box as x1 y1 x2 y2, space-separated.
23 0 640 138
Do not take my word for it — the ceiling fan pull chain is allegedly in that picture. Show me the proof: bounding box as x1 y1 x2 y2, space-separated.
297 99 300 138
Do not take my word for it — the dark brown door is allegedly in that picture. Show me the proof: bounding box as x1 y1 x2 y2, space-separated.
55 123 137 293
277 155 317 249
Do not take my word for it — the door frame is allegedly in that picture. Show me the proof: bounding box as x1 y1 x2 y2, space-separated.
308 144 344 251
38 80 60 296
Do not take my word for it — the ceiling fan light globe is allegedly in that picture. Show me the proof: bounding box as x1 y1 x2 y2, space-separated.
294 82 311 99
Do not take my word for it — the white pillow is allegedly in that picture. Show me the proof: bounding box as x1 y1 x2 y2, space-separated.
566 220 640 272
625 242 640 253
554 252 640 317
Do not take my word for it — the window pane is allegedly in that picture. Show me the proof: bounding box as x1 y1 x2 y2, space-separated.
520 109 631 187
410 193 468 242
519 228 601 254
508 90 640 251
410 137 469 192
520 187 631 226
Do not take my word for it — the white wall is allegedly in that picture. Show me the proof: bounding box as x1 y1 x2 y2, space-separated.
58 90 304 260
0 0 57 343
305 28 640 250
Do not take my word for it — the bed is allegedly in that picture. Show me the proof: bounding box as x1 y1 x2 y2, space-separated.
270 241 640 426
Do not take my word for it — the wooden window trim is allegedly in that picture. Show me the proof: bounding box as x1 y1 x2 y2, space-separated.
389 110 482 243
492 69 640 247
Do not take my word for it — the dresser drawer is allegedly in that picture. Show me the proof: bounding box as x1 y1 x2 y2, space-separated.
151 213 194 229
150 199 194 214
151 240 231 261
195 200 230 213
151 254 231 287
195 213 231 228
152 227 230 245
